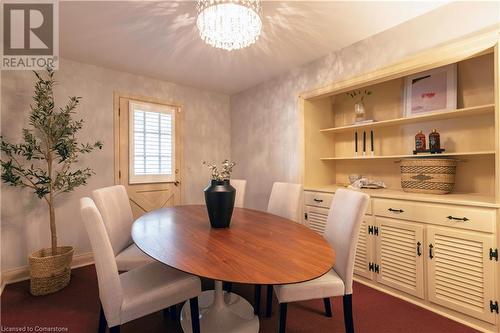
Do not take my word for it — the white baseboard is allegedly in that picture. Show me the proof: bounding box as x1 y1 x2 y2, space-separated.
0 251 94 295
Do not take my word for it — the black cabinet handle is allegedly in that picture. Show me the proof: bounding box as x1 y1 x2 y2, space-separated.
447 215 469 222
429 244 434 259
388 208 404 213
313 198 323 203
416 242 422 256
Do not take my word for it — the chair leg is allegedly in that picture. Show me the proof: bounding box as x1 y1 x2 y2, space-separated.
224 282 233 293
169 304 177 320
266 285 273 318
343 294 354 333
254 285 261 316
98 304 106 333
109 326 120 333
189 297 201 333
278 303 287 333
323 297 332 317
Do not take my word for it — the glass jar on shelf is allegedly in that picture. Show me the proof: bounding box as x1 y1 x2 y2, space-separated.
415 130 426 152
429 129 441 151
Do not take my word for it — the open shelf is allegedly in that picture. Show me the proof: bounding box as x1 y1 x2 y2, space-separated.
320 104 494 134
304 47 497 207
320 151 495 161
304 184 499 208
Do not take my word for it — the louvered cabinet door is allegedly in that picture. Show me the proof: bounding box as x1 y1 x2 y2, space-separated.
427 226 496 323
375 218 424 299
304 206 329 234
354 216 374 279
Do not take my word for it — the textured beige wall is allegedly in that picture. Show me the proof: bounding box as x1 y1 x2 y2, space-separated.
1 59 230 270
230 1 500 210
2 1 499 273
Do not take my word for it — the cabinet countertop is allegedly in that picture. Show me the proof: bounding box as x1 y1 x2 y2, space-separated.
304 185 499 209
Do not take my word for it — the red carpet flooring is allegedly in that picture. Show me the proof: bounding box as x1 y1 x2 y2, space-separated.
1 265 478 333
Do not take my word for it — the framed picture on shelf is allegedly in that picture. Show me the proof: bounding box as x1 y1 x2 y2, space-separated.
404 64 457 117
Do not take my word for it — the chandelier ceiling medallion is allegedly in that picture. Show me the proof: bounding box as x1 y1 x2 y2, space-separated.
196 0 263 51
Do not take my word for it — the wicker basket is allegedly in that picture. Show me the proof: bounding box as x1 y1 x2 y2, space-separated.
29 246 74 296
400 158 457 195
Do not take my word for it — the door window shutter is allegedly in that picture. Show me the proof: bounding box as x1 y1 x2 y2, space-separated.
129 101 176 183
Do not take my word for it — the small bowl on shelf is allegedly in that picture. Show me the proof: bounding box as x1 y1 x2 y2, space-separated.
348 174 362 184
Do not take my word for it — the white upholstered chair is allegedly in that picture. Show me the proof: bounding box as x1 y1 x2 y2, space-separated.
271 188 369 333
231 179 247 208
267 182 303 222
80 197 202 333
92 185 153 271
250 182 304 317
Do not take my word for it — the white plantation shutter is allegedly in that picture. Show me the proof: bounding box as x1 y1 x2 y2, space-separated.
129 101 176 184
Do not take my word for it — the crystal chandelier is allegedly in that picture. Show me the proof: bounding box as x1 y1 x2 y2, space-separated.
196 0 263 51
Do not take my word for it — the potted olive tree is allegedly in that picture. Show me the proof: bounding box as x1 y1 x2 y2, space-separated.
1 68 102 295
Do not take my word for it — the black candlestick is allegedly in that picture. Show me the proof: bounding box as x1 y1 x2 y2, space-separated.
370 130 374 155
363 131 366 156
355 132 358 156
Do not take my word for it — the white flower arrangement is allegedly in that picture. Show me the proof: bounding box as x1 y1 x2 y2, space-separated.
203 159 236 181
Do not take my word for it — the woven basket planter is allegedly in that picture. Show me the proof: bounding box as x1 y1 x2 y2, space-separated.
400 158 457 195
29 246 74 296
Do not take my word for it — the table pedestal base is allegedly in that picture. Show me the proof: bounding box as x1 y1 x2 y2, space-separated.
180 281 259 333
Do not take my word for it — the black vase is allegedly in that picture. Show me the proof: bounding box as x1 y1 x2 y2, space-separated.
204 179 236 228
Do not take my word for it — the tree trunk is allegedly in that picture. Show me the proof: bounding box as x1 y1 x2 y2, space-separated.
49 194 57 255
47 149 57 255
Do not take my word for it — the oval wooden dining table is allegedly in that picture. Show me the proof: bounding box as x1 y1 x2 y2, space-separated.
132 205 335 333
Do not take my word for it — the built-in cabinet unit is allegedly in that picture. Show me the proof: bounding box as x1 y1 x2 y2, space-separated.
301 29 500 333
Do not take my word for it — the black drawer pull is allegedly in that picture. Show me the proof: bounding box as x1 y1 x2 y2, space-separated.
447 215 469 222
388 208 404 213
416 242 422 256
313 198 323 203
429 244 434 259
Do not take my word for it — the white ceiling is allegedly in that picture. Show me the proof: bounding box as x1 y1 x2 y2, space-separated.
60 1 447 95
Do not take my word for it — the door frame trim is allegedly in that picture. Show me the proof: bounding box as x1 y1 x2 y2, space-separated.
113 91 184 203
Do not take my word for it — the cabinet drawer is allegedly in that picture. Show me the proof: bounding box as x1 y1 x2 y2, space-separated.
373 198 495 233
304 191 333 208
305 190 372 214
